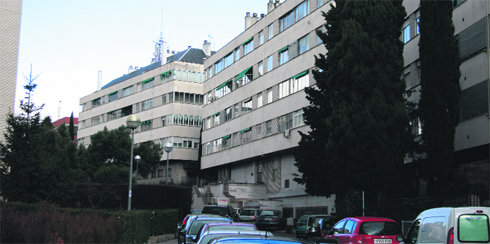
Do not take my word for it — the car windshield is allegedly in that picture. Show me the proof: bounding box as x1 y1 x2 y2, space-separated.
260 210 280 216
203 207 228 216
241 210 255 216
190 220 229 235
208 225 255 231
359 221 401 235
298 215 308 224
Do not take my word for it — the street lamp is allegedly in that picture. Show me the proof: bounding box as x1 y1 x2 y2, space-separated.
134 155 141 183
126 114 140 211
163 141 174 185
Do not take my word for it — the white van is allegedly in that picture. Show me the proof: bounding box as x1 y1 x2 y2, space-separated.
402 207 490 244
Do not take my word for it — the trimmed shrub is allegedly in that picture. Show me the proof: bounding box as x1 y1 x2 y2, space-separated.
1 202 179 243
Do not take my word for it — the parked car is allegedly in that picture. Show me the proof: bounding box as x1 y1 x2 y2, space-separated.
197 229 272 244
319 217 403 244
202 205 239 221
178 214 225 244
294 214 329 238
193 222 260 244
184 216 233 244
402 207 490 244
239 208 260 222
208 235 312 244
255 210 286 230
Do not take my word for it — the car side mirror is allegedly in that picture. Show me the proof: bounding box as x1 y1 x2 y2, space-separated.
396 235 405 243
177 223 182 229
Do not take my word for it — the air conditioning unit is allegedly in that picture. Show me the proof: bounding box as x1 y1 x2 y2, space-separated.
283 129 290 138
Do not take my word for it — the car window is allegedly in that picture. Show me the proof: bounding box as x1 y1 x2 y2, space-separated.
241 210 255 215
298 215 308 224
208 225 255 231
405 220 420 243
458 214 489 242
419 217 446 242
333 220 346 234
359 221 401 235
190 220 229 235
343 220 356 234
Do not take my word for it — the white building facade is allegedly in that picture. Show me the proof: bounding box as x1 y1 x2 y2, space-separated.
78 45 210 185
198 0 336 218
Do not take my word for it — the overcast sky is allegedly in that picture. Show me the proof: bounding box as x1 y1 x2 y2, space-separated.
16 0 271 120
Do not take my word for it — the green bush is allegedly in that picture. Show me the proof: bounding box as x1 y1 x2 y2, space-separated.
1 202 179 243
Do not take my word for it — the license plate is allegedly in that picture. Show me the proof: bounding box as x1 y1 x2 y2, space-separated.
266 217 272 221
374 239 392 243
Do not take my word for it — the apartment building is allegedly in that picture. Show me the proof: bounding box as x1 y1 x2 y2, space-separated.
0 0 22 144
78 43 211 185
402 0 490 197
198 0 335 217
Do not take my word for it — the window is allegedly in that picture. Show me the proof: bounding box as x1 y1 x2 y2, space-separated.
259 31 264 45
235 67 253 88
459 214 489 241
257 92 263 108
284 179 290 188
267 55 273 72
293 110 305 127
291 72 310 93
344 220 356 234
403 25 411 43
235 48 240 61
222 135 231 149
244 39 254 55
208 68 213 78
416 16 420 35
215 80 232 99
205 117 211 129
225 107 232 122
108 92 118 102
280 11 294 32
215 59 225 74
224 52 234 68
279 80 290 99
162 116 166 127
268 23 274 40
140 120 152 131
266 120 273 135
213 112 220 126
234 103 240 118
92 98 101 107
141 99 152 111
122 86 133 97
317 0 325 7
91 116 100 126
142 78 154 90
267 88 273 103
242 98 253 113
258 61 264 76
279 48 289 65
278 114 292 132
298 34 310 54
295 0 309 22
162 95 167 105
316 28 323 45
240 128 252 144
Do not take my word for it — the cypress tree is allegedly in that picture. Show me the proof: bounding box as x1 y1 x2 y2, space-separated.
418 0 460 196
295 0 409 196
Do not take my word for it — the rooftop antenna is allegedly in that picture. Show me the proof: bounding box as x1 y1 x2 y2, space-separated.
151 7 167 64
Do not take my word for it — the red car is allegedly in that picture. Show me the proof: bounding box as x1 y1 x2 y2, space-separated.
322 217 403 244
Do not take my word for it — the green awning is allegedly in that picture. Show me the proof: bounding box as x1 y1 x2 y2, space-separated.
223 134 231 139
278 46 288 53
234 66 252 82
292 70 308 79
240 127 252 133
140 120 151 125
216 80 232 90
160 70 174 78
242 37 253 46
108 91 117 95
141 77 155 84
213 112 220 117
243 97 252 103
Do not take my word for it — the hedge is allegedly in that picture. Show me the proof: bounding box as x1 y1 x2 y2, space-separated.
1 202 179 243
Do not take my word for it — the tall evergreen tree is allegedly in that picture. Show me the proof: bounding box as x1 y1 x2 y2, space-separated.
69 112 75 141
418 0 460 196
295 0 409 196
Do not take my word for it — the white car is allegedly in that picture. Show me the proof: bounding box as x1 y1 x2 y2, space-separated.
402 207 490 244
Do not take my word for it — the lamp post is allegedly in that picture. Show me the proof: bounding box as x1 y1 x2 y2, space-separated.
163 141 174 185
134 155 141 184
126 114 140 211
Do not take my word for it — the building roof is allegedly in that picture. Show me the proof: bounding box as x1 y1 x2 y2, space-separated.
101 47 208 90
52 117 78 128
